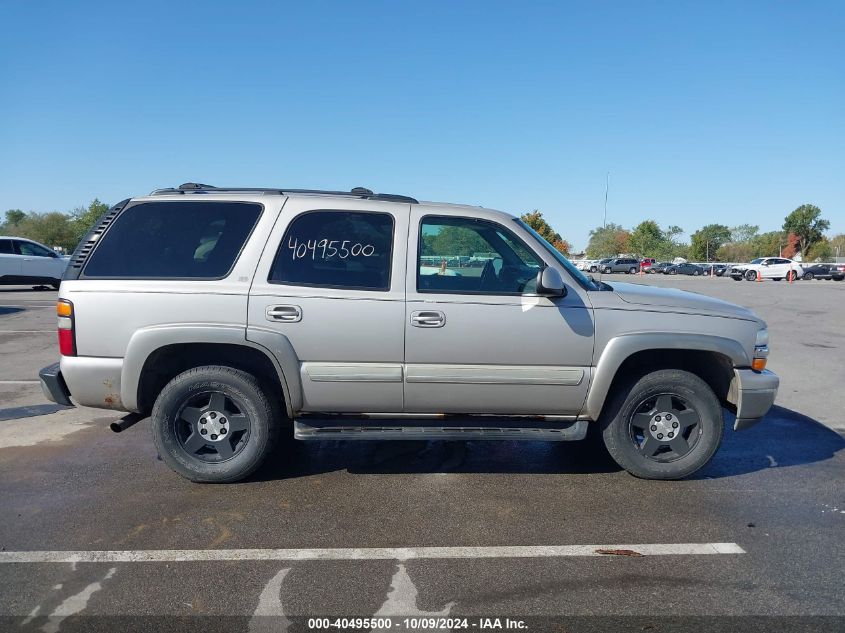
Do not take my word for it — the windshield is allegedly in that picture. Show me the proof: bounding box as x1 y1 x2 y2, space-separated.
514 219 598 290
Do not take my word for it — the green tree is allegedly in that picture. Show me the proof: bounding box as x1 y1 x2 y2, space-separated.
9 212 77 252
782 204 830 259
829 233 845 259
689 224 732 261
716 242 755 263
751 231 785 258
585 223 631 258
806 238 833 262
730 224 759 243
70 199 110 245
4 209 26 227
629 220 665 257
520 210 571 255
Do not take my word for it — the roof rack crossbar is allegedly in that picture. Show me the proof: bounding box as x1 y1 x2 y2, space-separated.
149 183 418 204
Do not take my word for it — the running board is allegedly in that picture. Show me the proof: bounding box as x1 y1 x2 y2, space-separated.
294 418 588 441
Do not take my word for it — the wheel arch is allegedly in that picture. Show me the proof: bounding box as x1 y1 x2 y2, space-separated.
584 333 746 421
122 325 301 416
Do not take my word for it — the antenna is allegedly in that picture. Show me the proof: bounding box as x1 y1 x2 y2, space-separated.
597 172 610 284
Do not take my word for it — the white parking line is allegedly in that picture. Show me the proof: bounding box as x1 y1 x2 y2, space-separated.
0 330 54 333
0 543 745 563
0 380 41 385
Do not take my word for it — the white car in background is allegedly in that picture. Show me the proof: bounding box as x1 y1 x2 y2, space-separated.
0 236 69 289
728 257 803 282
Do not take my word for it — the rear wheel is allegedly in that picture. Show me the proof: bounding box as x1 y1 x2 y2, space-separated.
629 267 638 274
152 366 279 483
600 369 723 479
603 267 612 274
693 269 701 276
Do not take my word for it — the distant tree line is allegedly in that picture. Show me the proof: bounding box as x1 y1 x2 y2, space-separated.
1 200 110 253
2 200 840 264
584 204 839 262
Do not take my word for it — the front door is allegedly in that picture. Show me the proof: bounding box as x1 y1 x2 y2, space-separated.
403 208 595 415
248 197 410 413
14 240 60 281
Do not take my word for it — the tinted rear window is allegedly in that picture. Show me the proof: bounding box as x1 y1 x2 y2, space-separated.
83 201 262 279
0 239 12 254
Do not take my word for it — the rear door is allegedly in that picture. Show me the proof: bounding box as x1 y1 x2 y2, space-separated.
248 197 410 413
403 207 594 415
14 240 60 280
0 239 21 280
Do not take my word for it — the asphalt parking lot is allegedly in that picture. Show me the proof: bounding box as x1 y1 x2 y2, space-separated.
0 277 843 631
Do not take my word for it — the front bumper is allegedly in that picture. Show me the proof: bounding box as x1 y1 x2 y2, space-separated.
728 368 779 430
39 362 74 407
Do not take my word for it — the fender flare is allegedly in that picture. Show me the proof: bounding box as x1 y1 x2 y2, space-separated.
584 332 749 421
121 324 302 416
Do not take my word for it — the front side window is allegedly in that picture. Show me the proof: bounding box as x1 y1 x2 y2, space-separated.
16 241 54 257
83 201 262 279
417 216 543 294
269 210 394 291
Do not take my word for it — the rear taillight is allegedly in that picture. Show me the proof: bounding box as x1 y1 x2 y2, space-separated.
57 299 76 356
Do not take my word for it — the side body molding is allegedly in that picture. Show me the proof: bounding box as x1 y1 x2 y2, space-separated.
121 324 301 416
583 332 750 421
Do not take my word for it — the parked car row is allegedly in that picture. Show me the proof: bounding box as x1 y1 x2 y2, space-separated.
572 256 844 282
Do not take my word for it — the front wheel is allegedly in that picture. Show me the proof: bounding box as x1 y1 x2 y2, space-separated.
603 267 612 274
802 272 813 280
745 270 758 281
600 369 723 479
693 269 701 276
786 270 797 282
590 266 598 273
152 366 280 483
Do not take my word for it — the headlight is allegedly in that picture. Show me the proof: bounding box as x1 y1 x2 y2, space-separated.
755 328 769 347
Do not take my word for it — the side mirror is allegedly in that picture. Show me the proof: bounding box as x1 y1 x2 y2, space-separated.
536 267 567 297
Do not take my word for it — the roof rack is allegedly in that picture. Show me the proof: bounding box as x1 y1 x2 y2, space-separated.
149 183 418 204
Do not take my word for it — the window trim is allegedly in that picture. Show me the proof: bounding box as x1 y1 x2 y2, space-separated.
415 214 545 297
80 200 264 281
267 208 396 292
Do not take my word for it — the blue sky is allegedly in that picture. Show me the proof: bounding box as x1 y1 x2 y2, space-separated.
1 0 842 250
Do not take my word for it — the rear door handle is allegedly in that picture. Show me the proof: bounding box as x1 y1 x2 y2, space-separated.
411 310 445 328
265 305 302 322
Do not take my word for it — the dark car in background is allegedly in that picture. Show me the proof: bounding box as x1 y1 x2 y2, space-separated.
700 263 728 276
665 262 705 276
647 261 674 274
802 264 844 281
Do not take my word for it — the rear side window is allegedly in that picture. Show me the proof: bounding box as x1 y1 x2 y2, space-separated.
0 239 13 254
268 210 394 291
83 201 262 279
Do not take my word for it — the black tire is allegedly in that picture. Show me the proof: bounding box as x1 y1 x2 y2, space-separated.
693 269 701 276
802 272 813 280
590 266 598 273
731 275 742 281
603 267 612 274
745 270 757 281
151 366 280 483
670 269 677 275
786 270 797 282
600 369 723 480
629 267 638 274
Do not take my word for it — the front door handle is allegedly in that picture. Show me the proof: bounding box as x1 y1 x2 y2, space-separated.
266 305 302 323
411 310 445 328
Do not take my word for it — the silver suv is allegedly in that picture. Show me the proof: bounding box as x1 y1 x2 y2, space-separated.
39 183 778 483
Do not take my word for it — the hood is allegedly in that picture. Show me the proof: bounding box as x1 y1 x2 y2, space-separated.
610 282 758 321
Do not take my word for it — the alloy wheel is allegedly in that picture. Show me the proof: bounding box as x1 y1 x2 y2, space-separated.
174 391 251 462
627 393 702 462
